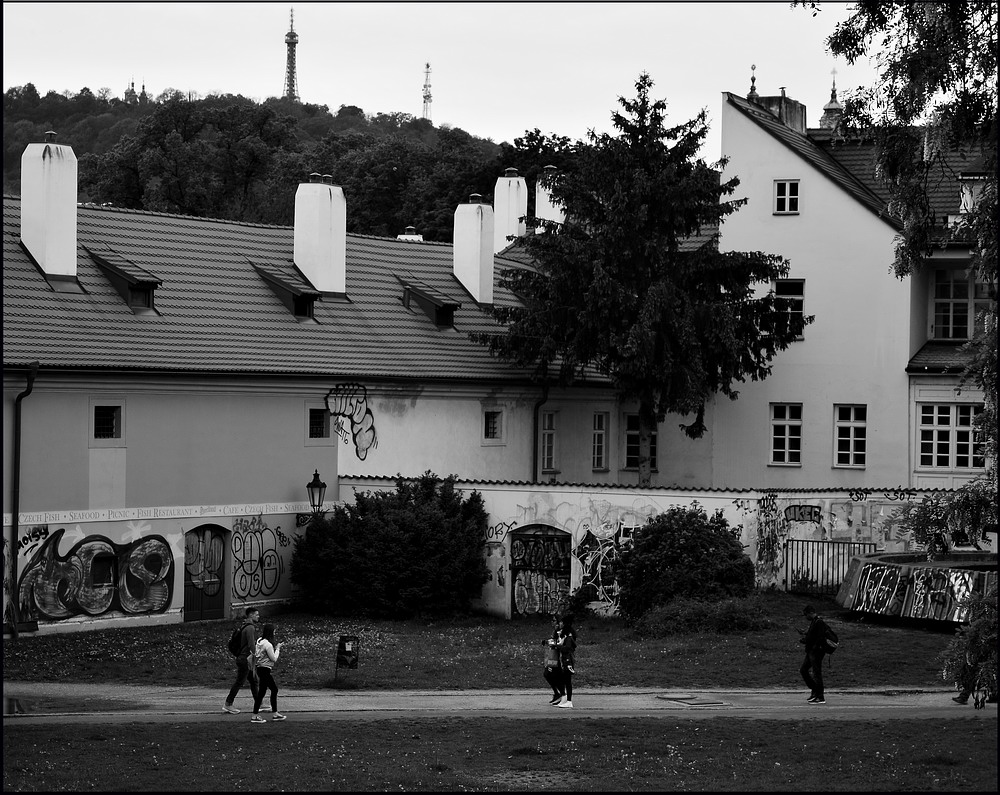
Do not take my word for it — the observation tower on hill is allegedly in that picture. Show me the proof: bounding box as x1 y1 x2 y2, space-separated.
283 8 299 101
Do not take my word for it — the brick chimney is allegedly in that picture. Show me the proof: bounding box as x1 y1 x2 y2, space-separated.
293 173 346 294
756 88 807 133
20 131 78 279
453 194 494 304
492 167 527 253
534 165 564 231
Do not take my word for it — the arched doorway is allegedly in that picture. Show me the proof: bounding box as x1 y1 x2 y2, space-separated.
510 525 571 617
183 524 226 621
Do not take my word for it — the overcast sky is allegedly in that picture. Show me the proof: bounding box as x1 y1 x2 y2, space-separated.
3 2 879 161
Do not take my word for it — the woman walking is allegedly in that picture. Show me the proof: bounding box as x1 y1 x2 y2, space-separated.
556 614 577 708
251 623 285 723
543 616 565 705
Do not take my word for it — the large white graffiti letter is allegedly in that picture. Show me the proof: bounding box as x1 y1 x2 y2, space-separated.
325 383 378 460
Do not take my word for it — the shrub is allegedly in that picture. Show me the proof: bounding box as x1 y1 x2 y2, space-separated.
631 595 774 637
290 472 489 618
939 584 997 707
616 503 754 620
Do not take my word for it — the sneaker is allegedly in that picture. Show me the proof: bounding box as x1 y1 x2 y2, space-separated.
250 714 267 723
271 712 286 721
557 701 574 709
223 704 240 714
807 696 819 703
550 696 564 706
952 696 969 704
812 698 826 704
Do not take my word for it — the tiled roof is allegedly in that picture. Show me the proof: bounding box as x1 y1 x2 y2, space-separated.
1 196 549 383
905 341 976 374
724 93 902 230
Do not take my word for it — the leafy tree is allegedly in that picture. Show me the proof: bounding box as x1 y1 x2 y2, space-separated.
616 503 754 620
290 473 489 618
478 73 808 485
939 584 997 708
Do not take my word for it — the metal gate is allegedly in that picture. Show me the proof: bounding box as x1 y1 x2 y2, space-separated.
784 540 876 595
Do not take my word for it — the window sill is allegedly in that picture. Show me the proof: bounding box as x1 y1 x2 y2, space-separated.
773 212 800 216
767 462 802 468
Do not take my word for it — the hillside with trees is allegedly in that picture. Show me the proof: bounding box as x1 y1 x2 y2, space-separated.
3 84 574 242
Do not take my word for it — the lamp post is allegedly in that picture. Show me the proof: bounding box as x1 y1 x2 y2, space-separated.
297 470 327 526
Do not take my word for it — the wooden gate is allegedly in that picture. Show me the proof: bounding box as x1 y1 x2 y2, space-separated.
784 539 876 595
183 525 227 621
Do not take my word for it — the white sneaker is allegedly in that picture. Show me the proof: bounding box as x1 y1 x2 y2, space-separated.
557 700 574 708
271 712 287 721
223 704 240 714
250 714 267 723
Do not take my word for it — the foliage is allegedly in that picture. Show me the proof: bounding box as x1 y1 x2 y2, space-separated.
290 472 489 618
631 595 774 637
939 584 997 707
616 502 754 620
895 481 998 552
477 73 809 485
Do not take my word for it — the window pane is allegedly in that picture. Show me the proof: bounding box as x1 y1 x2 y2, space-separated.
94 406 121 439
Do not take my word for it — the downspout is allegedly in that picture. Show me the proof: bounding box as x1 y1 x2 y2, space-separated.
531 383 549 482
9 361 39 638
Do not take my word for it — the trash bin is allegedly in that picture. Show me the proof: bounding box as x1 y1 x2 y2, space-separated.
336 635 359 673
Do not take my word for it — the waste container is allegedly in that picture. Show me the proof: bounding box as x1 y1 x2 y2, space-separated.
336 635 359 676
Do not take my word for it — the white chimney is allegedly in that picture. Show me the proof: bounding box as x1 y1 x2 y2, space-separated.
453 194 494 304
534 165 564 231
397 225 424 242
20 131 78 278
293 173 346 294
492 167 527 253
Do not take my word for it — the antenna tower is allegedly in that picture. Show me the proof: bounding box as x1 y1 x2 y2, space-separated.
284 7 300 101
422 63 432 121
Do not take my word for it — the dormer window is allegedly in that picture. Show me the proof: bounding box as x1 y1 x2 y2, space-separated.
129 285 153 309
250 259 320 322
292 294 315 319
86 244 161 313
399 275 460 329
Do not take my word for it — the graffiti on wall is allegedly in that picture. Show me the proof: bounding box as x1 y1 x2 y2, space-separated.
232 514 288 599
850 560 996 622
2 536 11 627
17 526 173 620
326 383 378 460
571 521 639 613
184 526 225 597
510 531 571 617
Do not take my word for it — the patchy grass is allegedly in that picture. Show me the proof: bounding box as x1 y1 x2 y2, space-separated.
3 592 956 691
3 718 996 791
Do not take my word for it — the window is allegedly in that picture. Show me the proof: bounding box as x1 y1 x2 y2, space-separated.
918 404 985 470
774 180 800 214
834 405 867 468
128 285 153 309
770 403 802 465
483 409 504 445
932 269 994 340
624 413 657 470
775 279 805 337
592 412 609 471
308 408 329 439
541 411 557 472
90 397 126 448
292 294 315 319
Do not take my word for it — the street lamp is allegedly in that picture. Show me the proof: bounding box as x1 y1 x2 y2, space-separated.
306 469 327 515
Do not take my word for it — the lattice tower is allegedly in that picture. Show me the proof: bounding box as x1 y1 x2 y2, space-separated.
422 63 432 121
284 8 299 101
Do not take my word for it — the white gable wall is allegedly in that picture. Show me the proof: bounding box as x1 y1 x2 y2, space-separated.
714 99 911 488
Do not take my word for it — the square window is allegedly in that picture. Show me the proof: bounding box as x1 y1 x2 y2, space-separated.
90 398 126 448
482 408 506 446
774 180 800 214
309 408 330 439
305 402 337 447
917 403 985 470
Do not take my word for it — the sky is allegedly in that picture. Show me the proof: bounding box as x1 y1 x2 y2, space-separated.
3 2 880 161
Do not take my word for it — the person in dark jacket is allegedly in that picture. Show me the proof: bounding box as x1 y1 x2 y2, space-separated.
224 607 260 714
556 614 578 708
543 616 565 705
799 605 837 704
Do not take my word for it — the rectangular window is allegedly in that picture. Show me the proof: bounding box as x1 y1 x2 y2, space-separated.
770 403 802 465
308 408 329 439
483 409 504 442
933 269 996 340
918 404 985 470
775 279 805 337
774 180 800 214
625 413 657 470
541 411 557 472
93 405 122 439
592 412 609 470
834 404 867 468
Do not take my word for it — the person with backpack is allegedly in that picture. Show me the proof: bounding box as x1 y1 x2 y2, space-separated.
542 616 565 706
251 623 285 723
798 605 838 704
224 607 260 714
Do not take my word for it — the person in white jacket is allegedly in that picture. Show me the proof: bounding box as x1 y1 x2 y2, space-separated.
250 623 285 723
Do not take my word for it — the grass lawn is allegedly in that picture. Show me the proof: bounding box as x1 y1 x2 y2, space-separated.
2 592 957 690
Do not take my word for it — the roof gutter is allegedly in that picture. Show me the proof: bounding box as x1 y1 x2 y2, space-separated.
8 361 40 637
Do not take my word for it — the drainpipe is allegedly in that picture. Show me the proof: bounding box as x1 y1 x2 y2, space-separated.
531 383 549 482
9 362 39 638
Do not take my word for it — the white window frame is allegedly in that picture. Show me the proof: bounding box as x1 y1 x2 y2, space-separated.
774 180 800 214
931 268 994 341
482 407 505 447
833 404 867 469
89 396 126 449
305 400 337 447
775 278 805 339
624 413 657 471
770 403 802 466
917 403 985 471
540 411 558 473
592 412 609 471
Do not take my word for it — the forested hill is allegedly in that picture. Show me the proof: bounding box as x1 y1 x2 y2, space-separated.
3 84 575 242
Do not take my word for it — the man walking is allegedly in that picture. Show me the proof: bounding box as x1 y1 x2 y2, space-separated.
799 605 837 705
224 607 261 714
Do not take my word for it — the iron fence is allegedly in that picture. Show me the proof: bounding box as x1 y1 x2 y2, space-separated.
784 539 877 595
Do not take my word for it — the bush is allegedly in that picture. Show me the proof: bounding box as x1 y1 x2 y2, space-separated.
631 595 774 637
939 584 997 707
290 472 489 618
616 503 754 620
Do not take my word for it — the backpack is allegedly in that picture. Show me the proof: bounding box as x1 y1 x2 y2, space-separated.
824 626 840 654
227 624 245 657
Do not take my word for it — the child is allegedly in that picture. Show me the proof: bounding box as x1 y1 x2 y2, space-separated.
250 623 286 723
